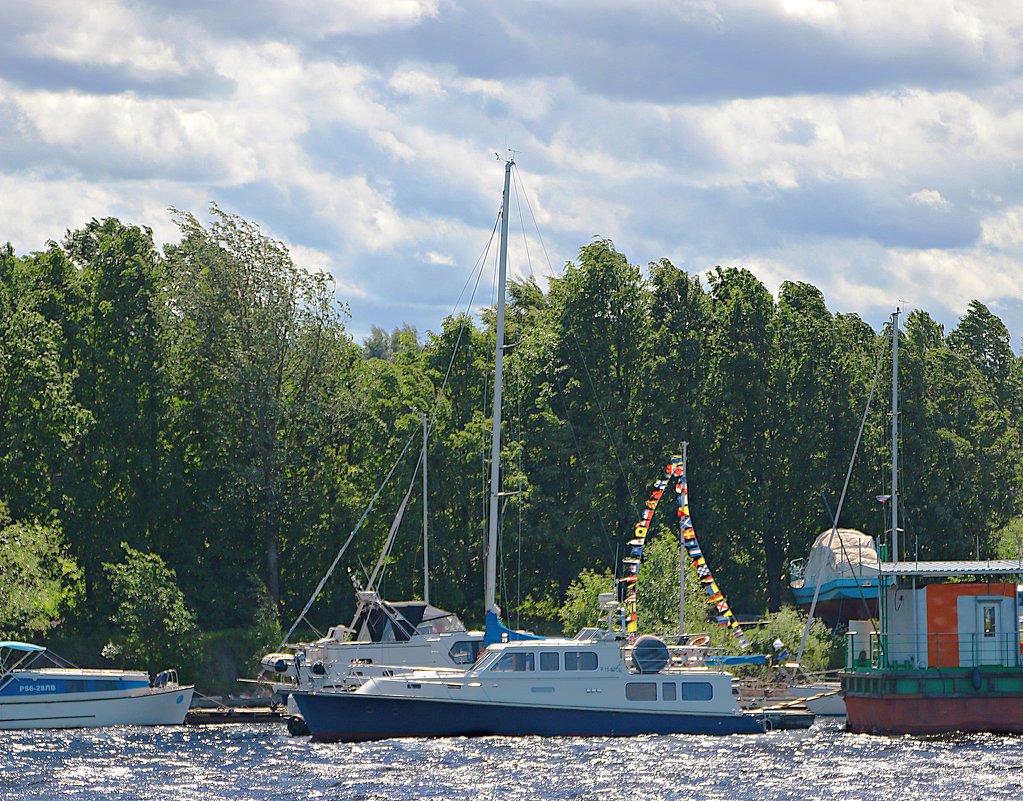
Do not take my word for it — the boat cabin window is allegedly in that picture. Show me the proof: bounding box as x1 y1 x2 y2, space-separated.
625 682 657 701
448 641 482 665
417 613 466 635
680 682 713 701
491 652 535 672
539 652 559 671
662 682 677 701
564 651 598 671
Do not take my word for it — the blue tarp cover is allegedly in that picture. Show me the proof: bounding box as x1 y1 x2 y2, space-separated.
703 654 768 666
0 641 46 652
483 611 545 647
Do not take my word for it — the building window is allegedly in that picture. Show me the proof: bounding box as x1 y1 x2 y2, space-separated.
680 682 713 701
491 652 535 672
626 682 657 701
564 651 598 671
983 605 997 638
539 652 559 671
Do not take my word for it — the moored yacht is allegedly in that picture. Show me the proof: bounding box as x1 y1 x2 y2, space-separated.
259 591 483 694
292 624 790 741
0 641 193 729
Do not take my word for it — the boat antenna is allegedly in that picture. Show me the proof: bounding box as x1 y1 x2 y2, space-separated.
485 157 513 617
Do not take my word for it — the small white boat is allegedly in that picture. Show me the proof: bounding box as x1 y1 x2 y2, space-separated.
0 641 194 729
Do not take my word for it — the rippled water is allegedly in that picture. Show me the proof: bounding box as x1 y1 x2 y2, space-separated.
3 719 1023 800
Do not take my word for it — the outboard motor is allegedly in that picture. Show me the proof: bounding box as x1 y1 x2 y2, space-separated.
632 635 670 673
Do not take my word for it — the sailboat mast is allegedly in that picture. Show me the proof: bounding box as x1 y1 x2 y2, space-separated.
891 308 900 565
423 413 430 604
485 159 513 615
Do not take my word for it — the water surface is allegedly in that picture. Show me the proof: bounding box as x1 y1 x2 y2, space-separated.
3 719 1022 800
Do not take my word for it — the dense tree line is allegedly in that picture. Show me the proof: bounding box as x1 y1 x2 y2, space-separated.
2 215 1021 675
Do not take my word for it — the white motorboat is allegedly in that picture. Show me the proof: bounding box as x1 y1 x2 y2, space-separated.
292 628 795 741
0 641 193 729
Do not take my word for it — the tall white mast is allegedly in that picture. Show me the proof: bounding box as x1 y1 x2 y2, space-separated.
422 413 430 604
485 159 513 615
891 308 900 565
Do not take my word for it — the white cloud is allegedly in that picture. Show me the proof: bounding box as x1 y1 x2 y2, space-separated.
909 189 951 210
883 247 1023 317
388 69 445 97
0 172 204 253
980 206 1023 251
17 1 195 75
424 251 454 266
269 0 439 37
3 1 1023 346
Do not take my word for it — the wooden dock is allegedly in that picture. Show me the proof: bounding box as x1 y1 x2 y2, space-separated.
184 705 282 725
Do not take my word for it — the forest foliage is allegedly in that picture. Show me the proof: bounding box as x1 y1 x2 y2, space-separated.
2 212 1022 678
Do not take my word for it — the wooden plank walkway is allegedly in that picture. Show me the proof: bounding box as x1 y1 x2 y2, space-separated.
184 706 282 725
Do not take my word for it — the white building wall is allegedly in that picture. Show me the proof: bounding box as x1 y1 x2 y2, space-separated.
885 585 925 668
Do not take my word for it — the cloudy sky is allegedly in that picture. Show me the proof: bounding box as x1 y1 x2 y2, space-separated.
3 0 1023 346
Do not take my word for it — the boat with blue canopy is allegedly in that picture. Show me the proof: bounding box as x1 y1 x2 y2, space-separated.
0 641 193 729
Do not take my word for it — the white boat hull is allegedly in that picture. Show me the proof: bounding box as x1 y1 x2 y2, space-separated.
737 680 845 716
0 684 194 729
787 683 846 716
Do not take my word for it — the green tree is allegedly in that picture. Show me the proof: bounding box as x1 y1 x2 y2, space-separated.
634 529 721 642
104 544 198 677
0 503 83 637
897 309 1023 559
162 206 361 625
504 241 652 624
558 567 614 635
0 244 89 520
765 282 858 610
948 300 1015 408
60 219 165 604
742 606 834 672
992 516 1023 559
700 267 775 609
640 260 708 469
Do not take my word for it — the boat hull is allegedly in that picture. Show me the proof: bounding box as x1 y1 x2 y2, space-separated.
293 691 767 742
787 684 846 716
739 682 846 717
845 693 1023 735
791 580 877 625
0 684 194 730
842 668 1023 735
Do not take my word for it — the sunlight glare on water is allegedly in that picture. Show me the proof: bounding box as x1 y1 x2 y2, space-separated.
2 720 1023 800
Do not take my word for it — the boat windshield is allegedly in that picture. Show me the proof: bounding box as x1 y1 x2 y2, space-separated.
352 601 467 642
